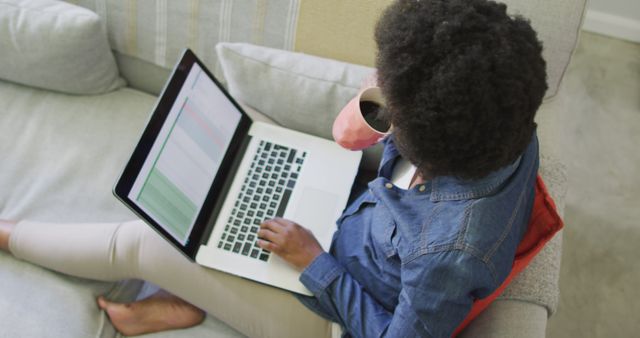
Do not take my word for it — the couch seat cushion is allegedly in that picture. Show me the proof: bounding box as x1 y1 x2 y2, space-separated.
0 79 246 337
0 80 153 337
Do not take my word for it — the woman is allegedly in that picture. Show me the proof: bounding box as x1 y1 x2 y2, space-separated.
0 0 547 336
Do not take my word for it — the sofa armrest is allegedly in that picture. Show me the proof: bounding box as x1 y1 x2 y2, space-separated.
458 299 548 338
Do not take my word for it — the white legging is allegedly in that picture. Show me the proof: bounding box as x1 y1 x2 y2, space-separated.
8 219 332 338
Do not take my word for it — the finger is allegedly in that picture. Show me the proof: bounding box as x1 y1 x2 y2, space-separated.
272 217 296 228
263 218 298 233
257 228 283 245
260 219 285 233
257 239 279 253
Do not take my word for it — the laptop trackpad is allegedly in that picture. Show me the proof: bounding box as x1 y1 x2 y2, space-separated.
294 187 339 243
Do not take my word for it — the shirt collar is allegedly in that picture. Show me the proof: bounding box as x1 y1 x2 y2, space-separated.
378 134 523 201
429 156 521 201
377 134 401 178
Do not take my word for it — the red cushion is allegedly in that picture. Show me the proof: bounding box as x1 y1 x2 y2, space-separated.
452 175 564 337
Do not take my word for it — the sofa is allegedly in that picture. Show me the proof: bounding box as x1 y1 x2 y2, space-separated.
0 0 586 337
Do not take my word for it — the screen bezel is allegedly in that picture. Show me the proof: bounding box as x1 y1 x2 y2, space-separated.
113 48 252 260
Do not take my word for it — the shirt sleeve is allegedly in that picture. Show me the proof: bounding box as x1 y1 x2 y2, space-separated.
299 250 497 338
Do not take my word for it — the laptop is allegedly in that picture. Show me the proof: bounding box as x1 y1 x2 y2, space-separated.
114 49 361 295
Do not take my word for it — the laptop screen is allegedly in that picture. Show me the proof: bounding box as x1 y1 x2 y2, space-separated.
128 62 242 245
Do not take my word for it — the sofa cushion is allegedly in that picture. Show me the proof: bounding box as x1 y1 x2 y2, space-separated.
217 42 373 140
61 0 304 84
0 81 153 222
0 77 253 337
0 79 156 337
216 42 384 171
0 253 142 338
0 0 125 94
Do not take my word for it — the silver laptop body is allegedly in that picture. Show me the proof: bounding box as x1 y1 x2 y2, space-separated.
114 49 361 296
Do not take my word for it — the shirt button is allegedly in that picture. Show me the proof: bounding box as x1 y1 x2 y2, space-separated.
419 185 426 192
385 183 393 189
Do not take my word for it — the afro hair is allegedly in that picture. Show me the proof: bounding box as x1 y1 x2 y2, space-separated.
375 0 547 180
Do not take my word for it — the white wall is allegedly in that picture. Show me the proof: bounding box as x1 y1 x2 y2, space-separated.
584 0 640 43
589 0 640 22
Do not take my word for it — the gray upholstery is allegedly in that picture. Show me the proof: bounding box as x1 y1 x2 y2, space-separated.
0 80 153 337
62 0 302 82
499 0 587 99
459 299 549 338
0 79 243 337
114 52 171 97
0 0 125 94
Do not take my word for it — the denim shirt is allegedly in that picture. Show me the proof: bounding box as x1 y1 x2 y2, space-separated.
295 132 540 337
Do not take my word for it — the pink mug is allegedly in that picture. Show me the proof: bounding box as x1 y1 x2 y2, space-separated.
332 86 391 150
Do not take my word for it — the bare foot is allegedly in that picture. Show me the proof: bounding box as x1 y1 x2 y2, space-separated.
97 290 205 336
0 219 17 252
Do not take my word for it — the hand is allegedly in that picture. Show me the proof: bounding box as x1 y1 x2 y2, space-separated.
257 218 325 271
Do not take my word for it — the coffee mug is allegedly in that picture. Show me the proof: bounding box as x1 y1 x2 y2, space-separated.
332 86 392 150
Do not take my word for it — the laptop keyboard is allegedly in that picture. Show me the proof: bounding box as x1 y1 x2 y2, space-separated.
217 140 307 261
